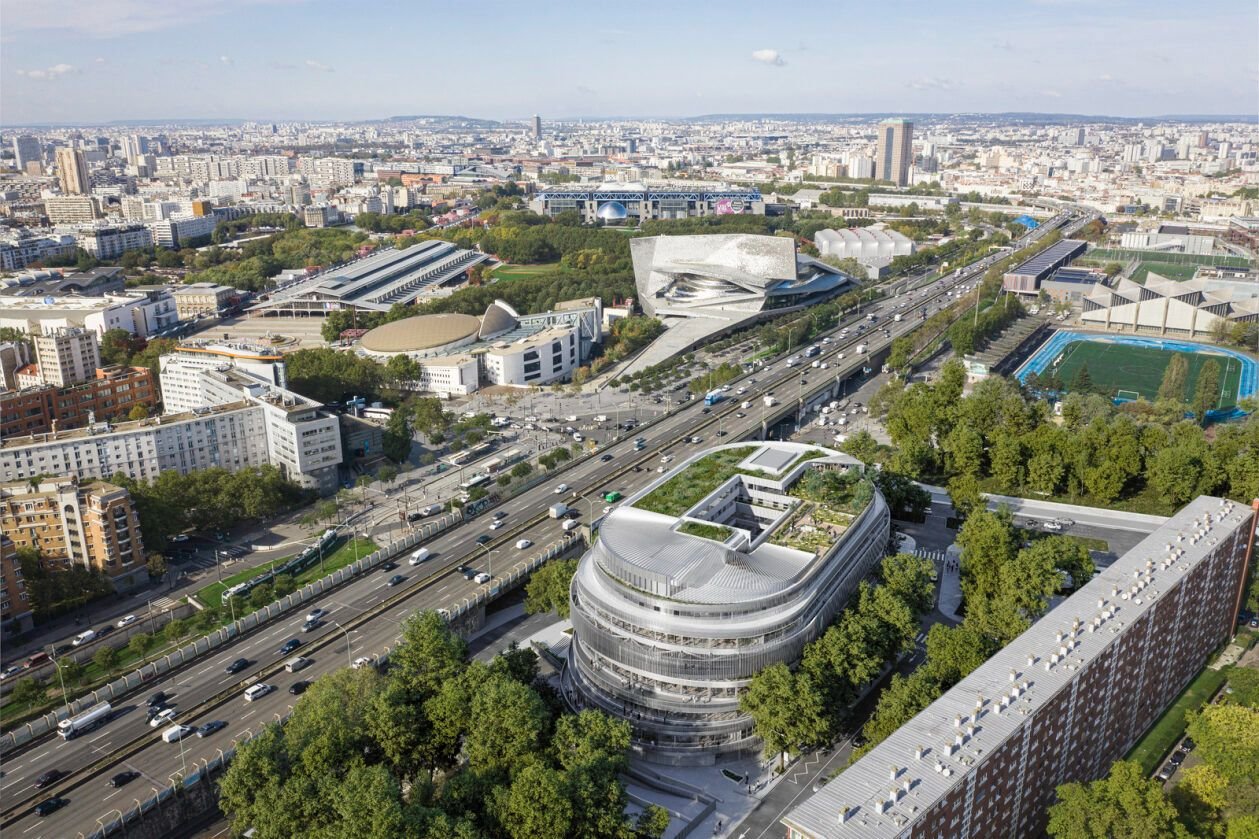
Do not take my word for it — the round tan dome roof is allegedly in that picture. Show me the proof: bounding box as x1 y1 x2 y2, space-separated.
359 313 480 354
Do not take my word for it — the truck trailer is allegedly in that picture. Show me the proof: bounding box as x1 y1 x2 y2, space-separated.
58 701 112 739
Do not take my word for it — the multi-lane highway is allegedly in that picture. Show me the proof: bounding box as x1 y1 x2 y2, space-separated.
0 212 1079 838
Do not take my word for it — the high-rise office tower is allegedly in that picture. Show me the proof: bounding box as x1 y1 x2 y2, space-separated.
876 118 913 186
12 135 41 173
120 135 150 166
532 114 543 140
55 146 90 195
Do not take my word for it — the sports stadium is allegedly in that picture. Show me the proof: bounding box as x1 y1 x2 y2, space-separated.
1016 330 1256 420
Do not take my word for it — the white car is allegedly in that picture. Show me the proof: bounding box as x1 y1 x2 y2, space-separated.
244 683 273 701
474 572 492 584
554 484 569 495
515 539 533 550
1043 521 1063 532
116 614 138 629
305 608 327 623
352 657 374 670
149 708 178 728
489 520 504 530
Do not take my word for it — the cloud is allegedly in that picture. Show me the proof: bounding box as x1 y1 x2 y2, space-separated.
219 55 233 65
305 59 334 72
1040 89 1064 98
751 49 785 66
993 39 1014 51
907 76 958 91
1098 73 1114 81
16 63 78 80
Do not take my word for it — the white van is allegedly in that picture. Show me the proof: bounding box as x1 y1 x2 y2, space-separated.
409 547 431 565
515 539 533 550
561 519 580 532
244 684 273 702
72 629 96 646
285 656 312 673
162 724 193 743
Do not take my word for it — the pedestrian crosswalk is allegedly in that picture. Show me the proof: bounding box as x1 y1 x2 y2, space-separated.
915 548 946 564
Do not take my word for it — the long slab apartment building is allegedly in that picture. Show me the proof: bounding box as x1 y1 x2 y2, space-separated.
784 495 1259 839
1 346 342 495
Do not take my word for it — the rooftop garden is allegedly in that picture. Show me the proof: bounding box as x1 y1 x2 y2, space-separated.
784 448 830 472
634 446 757 517
677 521 734 542
770 468 875 555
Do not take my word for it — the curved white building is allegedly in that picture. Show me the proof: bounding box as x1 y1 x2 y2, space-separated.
565 442 890 765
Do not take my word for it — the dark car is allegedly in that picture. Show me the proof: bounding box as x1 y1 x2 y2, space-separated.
289 680 312 695
476 535 492 545
301 618 322 633
600 454 614 462
387 574 406 587
380 561 398 572
225 657 250 674
109 771 140 788
95 624 115 638
1182 737 1196 751
35 770 64 789
700 407 711 414
1169 749 1188 766
197 720 227 738
278 639 302 656
1157 764 1174 781
146 690 167 708
493 511 507 520
461 567 477 580
34 797 68 817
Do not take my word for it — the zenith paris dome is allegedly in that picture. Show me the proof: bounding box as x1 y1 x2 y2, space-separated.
564 442 890 765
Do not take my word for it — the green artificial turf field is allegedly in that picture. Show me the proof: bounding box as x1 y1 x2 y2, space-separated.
1051 340 1241 409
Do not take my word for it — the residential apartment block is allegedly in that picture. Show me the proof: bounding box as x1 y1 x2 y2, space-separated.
784 496 1258 839
2 367 342 495
1 365 157 438
0 534 33 638
0 476 146 591
33 327 101 387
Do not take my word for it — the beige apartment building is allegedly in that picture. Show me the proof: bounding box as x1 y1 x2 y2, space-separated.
0 476 146 591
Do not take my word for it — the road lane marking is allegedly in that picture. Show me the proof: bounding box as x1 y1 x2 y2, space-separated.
240 709 256 720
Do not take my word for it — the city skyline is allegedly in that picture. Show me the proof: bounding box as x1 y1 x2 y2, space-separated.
1 0 1254 125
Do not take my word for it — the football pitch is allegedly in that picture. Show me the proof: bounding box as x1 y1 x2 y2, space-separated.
1051 340 1242 409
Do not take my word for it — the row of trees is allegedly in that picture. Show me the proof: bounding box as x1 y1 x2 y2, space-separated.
740 553 937 764
855 511 1093 759
865 359 1259 515
110 465 309 550
1047 673 1259 838
219 611 668 839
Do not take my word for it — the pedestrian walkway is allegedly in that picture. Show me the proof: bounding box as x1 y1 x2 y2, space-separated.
936 545 963 620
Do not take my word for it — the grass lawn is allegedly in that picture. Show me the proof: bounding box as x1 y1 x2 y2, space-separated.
195 536 377 608
1052 340 1242 409
634 447 756 517
490 263 560 281
677 521 733 542
1125 632 1255 776
1132 261 1200 283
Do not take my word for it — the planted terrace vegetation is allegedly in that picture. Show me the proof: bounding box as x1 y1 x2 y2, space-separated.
677 521 734 542
771 469 874 555
633 447 757 517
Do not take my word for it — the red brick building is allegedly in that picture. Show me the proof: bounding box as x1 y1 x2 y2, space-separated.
1 365 156 439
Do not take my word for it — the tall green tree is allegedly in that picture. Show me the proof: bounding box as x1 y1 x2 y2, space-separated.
1047 761 1192 839
1157 353 1191 403
740 663 829 768
390 611 468 698
524 559 578 619
1193 358 1222 424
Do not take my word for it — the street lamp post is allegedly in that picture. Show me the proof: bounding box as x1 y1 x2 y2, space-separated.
482 546 497 578
49 646 70 720
331 620 353 669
